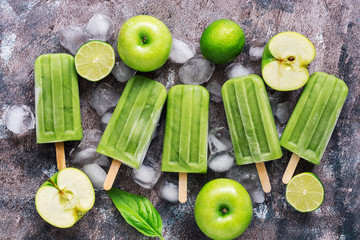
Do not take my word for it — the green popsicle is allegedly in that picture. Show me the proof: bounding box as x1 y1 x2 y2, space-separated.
222 74 282 164
35 54 83 143
281 72 348 183
162 85 209 173
222 74 282 192
162 85 209 203
97 75 167 190
35 53 82 169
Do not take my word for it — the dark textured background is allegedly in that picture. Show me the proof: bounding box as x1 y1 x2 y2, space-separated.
0 0 359 239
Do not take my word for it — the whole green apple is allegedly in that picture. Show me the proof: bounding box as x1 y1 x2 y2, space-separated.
194 178 252 240
117 15 172 72
35 168 95 228
261 31 316 91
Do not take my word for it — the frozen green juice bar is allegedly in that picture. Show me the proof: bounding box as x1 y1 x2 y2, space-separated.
280 72 348 165
222 74 282 164
35 53 83 143
161 85 209 173
97 76 167 169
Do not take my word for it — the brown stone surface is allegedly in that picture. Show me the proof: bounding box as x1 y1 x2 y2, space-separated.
0 0 359 239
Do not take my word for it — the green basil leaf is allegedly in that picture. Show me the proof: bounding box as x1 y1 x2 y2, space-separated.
108 188 164 240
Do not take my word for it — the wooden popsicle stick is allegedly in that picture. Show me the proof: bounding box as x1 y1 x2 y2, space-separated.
255 162 271 193
179 172 188 203
55 142 66 170
103 159 122 191
282 153 300 184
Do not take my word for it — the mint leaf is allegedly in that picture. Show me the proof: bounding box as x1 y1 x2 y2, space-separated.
108 188 164 240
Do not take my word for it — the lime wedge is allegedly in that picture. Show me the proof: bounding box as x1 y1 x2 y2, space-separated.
75 40 115 81
286 172 324 212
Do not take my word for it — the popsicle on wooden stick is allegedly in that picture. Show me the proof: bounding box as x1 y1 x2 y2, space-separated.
281 72 348 184
222 74 283 193
97 75 167 190
162 85 209 203
35 54 83 170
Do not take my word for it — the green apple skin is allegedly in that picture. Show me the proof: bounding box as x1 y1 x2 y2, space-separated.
261 31 316 91
194 178 252 240
35 168 95 228
117 15 172 72
261 42 273 69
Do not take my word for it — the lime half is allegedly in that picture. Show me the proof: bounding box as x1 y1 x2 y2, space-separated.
286 172 324 212
75 40 115 81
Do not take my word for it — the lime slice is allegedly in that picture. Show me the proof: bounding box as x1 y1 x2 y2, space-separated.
75 40 115 81
286 172 324 212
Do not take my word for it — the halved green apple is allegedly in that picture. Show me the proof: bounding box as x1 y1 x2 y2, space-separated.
35 168 95 228
261 31 316 91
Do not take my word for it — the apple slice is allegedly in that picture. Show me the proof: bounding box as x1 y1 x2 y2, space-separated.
261 31 316 91
35 168 95 228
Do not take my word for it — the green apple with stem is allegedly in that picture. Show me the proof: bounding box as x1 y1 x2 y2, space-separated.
261 31 316 91
35 168 95 228
117 15 172 72
194 178 252 240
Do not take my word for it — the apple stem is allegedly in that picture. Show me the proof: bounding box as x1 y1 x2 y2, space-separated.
141 36 148 44
222 208 228 214
47 178 60 191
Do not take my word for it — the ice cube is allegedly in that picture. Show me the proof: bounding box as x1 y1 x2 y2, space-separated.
225 63 254 79
276 102 291 124
226 165 265 203
5 105 35 135
249 46 265 61
89 82 120 115
208 151 235 172
251 188 266 204
81 164 107 190
169 38 195 64
69 129 110 167
159 181 179 202
132 156 161 189
206 81 222 103
208 127 233 154
268 93 278 116
111 60 136 83
59 25 89 55
179 55 215 85
101 112 112 125
249 38 267 61
70 145 110 167
85 14 114 41
82 129 104 145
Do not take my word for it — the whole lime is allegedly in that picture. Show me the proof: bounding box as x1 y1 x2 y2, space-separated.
200 19 245 64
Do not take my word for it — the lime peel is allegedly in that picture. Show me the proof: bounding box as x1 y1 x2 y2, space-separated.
75 40 115 82
285 172 324 212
